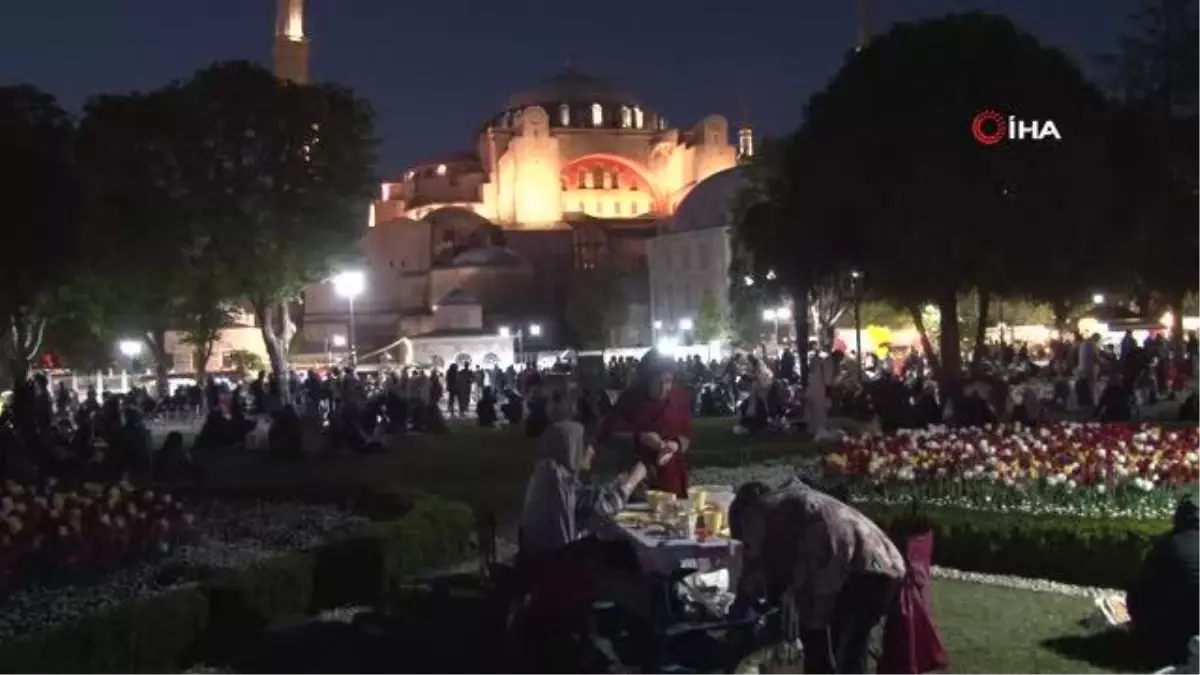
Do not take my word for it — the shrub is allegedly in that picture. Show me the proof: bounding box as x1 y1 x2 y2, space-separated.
0 586 209 673
0 494 476 673
859 501 1168 589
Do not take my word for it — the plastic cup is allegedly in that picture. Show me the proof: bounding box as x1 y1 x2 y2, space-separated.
704 508 725 537
687 487 708 512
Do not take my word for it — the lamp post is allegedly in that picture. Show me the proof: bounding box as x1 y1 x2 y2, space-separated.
332 270 366 367
501 323 541 366
652 319 663 345
326 334 347 365
849 270 864 371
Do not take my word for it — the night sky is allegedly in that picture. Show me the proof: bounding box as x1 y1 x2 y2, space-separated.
3 0 1131 177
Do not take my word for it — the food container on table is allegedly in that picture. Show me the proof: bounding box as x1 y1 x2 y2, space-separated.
648 490 676 521
693 485 736 515
702 507 725 538
674 503 699 540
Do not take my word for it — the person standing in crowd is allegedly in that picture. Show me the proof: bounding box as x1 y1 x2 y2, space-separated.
729 478 907 674
805 350 843 439
601 350 694 497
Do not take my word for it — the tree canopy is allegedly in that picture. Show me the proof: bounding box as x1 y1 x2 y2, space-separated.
735 12 1138 383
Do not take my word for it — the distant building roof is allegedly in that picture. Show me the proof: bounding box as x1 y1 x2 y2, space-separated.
671 167 750 233
436 288 481 306
449 245 525 268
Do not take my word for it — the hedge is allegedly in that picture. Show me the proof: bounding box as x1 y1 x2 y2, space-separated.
858 501 1168 589
0 495 475 673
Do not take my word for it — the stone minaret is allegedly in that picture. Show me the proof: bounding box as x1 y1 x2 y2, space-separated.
856 0 869 52
274 0 309 83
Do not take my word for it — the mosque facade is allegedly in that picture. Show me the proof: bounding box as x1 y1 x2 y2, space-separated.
276 0 753 360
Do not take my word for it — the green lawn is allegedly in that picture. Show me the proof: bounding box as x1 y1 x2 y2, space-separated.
198 418 1138 674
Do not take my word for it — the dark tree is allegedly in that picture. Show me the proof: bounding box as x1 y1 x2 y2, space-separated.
174 62 377 400
0 86 83 387
752 12 1110 384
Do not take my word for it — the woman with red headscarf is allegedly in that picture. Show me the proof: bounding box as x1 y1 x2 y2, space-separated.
600 350 694 497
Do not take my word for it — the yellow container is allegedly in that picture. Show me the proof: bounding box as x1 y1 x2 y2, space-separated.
687 487 708 513
703 507 725 537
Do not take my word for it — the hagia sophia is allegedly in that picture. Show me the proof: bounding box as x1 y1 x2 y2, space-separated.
277 0 752 365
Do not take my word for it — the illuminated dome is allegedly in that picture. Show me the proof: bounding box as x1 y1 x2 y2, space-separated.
672 167 750 232
507 68 640 109
488 67 664 131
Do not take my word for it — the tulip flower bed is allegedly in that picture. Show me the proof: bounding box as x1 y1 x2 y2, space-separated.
823 422 1199 520
0 478 195 594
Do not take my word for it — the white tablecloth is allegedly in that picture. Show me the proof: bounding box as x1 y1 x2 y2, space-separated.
601 511 741 577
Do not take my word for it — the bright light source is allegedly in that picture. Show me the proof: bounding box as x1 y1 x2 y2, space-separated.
498 326 511 337
118 340 142 358
1161 311 1176 328
776 307 792 321
765 270 776 281
332 270 366 299
331 334 347 348
743 275 754 287
850 270 862 280
652 320 663 330
679 318 694 331
436 164 447 176
762 309 777 321
657 336 679 352
529 323 542 337
1092 293 1105 305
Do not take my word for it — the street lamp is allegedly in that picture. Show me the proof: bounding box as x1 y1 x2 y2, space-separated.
679 317 693 332
850 270 864 371
1092 293 1105 305
332 270 366 367
652 319 663 344
118 340 142 359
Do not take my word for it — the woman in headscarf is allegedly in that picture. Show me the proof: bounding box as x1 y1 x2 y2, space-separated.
520 419 648 559
600 350 694 497
515 420 649 671
729 478 906 674
1127 492 1200 667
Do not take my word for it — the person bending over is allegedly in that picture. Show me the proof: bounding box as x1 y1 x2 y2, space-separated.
730 478 906 674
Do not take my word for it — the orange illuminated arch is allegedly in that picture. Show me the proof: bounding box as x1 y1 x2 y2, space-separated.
560 153 665 214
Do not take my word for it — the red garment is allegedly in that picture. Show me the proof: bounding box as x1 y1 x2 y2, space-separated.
879 529 949 674
601 386 694 497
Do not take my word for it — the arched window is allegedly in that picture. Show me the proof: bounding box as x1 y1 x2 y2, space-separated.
620 106 632 128
578 171 588 189
591 103 603 127
559 103 571 126
633 107 644 129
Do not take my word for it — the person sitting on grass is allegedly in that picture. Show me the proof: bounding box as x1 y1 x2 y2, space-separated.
476 386 498 427
1127 492 1199 667
729 478 907 674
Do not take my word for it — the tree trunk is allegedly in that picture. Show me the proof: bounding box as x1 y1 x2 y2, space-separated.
1051 299 1072 333
1166 291 1186 345
970 290 991 373
937 290 962 387
908 303 942 378
144 328 170 399
257 299 295 405
794 287 811 388
193 333 217 386
7 311 45 388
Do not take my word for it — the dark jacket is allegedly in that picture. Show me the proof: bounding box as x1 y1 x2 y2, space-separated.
1128 494 1200 665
